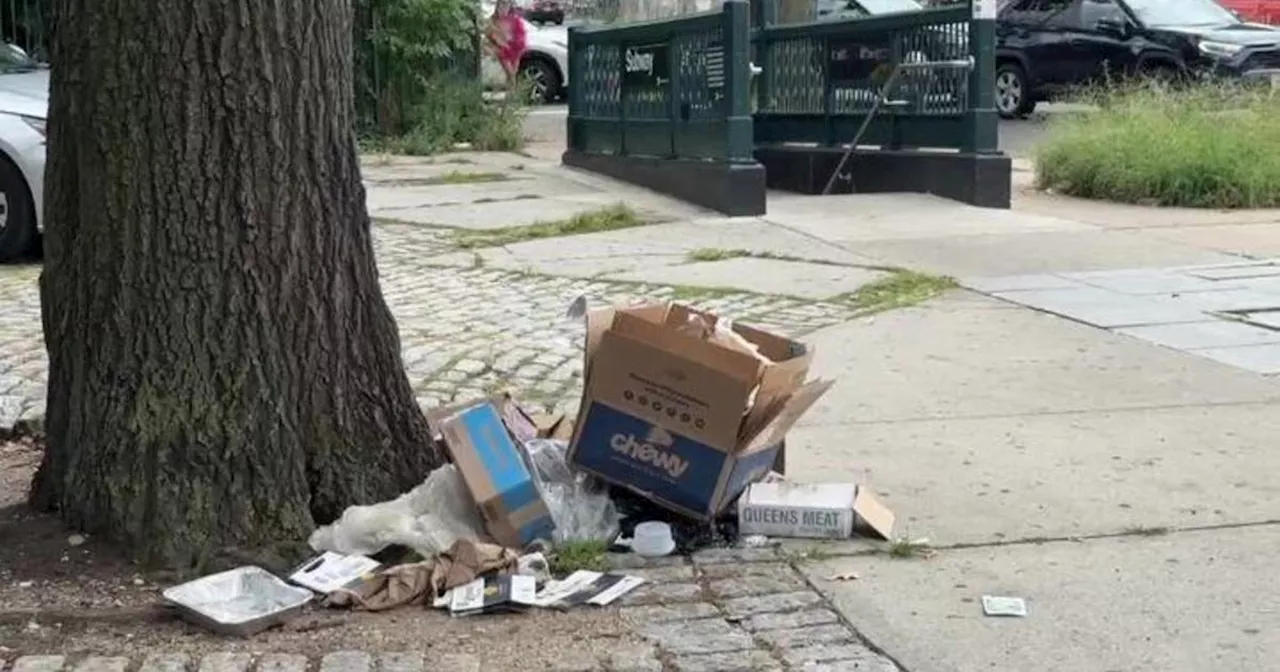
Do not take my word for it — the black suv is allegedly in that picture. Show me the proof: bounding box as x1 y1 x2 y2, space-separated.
995 0 1280 118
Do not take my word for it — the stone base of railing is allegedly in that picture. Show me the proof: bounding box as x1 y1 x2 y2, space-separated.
754 145 1011 209
563 150 767 217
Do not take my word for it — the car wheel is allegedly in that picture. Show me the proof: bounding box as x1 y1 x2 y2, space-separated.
520 56 561 105
995 62 1036 119
0 155 37 263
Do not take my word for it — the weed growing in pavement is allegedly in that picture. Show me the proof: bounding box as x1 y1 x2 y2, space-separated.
836 270 957 315
785 544 835 564
425 170 509 185
686 248 753 262
1035 81 1280 208
550 539 610 576
887 537 936 560
451 203 648 249
1123 525 1171 537
666 284 748 301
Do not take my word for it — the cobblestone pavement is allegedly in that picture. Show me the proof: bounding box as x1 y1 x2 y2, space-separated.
0 548 901 672
0 221 863 430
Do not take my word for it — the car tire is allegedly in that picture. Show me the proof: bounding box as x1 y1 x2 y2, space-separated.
0 154 37 263
995 62 1036 119
520 56 562 105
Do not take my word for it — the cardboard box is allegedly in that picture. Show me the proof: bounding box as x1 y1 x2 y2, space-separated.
439 400 556 549
738 482 857 539
568 302 833 520
427 393 536 445
738 482 897 540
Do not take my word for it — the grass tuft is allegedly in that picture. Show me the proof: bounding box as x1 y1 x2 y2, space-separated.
838 270 956 315
451 203 647 249
550 539 610 576
686 248 753 263
887 537 936 559
428 170 509 185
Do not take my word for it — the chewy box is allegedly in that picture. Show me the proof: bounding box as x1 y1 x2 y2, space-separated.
568 302 832 520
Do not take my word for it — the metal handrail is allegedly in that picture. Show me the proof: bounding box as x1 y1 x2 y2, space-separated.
821 56 974 196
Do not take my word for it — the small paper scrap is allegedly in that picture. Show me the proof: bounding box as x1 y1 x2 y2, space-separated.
981 595 1028 617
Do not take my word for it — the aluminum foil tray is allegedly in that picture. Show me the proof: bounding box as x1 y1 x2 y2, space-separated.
162 566 313 636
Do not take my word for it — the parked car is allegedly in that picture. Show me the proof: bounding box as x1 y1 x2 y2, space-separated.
995 0 1280 118
480 11 570 104
817 0 931 20
523 0 567 25
0 44 45 262
1219 0 1280 24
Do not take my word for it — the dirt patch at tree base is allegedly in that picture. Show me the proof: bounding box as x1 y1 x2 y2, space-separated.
2 440 636 665
0 607 633 663
1 440 167 613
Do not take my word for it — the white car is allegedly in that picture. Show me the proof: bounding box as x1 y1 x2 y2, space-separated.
480 16 570 103
0 44 46 262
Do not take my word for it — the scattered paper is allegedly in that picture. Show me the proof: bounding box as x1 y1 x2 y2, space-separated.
981 595 1028 617
290 552 382 595
826 572 860 582
450 575 537 616
532 570 646 608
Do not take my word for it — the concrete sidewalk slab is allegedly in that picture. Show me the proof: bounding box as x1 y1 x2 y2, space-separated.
1116 321 1280 350
968 264 1280 374
373 197 634 230
1146 223 1280 259
426 219 879 278
785 401 1280 544
794 292 1280 425
803 526 1280 672
844 230 1241 277
1194 344 1280 374
1012 189 1280 229
605 257 888 300
366 180 589 211
763 193 1090 243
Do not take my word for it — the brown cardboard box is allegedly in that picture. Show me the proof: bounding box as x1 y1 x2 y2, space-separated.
437 400 556 549
568 302 832 520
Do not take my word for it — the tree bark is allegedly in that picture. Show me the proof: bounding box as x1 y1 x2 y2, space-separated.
31 0 443 568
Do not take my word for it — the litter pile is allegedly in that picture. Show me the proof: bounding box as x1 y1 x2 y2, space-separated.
162 300 897 636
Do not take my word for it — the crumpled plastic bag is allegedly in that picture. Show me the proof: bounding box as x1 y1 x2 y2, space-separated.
308 463 485 558
523 438 620 544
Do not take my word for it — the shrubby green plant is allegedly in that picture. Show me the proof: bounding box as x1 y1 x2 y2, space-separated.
355 0 525 152
1035 82 1280 209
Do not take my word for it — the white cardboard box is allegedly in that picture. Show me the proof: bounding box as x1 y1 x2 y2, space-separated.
738 482 858 539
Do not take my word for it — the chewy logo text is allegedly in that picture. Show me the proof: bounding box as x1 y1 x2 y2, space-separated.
610 433 689 479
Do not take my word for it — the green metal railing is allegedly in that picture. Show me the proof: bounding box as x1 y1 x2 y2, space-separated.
566 0 754 163
753 4 997 153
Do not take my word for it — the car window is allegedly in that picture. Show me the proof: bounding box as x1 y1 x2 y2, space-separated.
857 0 924 13
1124 0 1238 27
1004 0 1074 26
1078 0 1128 27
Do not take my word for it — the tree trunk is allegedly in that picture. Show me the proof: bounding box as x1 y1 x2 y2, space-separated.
30 0 443 568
